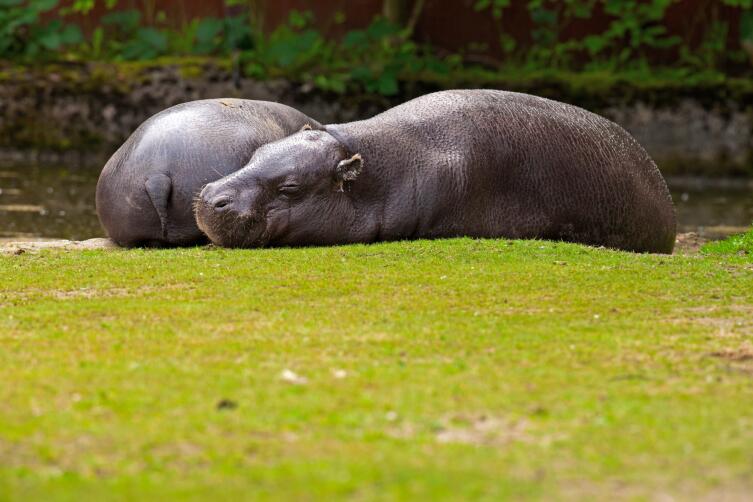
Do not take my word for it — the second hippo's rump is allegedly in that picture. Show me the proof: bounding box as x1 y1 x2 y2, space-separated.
96 99 320 247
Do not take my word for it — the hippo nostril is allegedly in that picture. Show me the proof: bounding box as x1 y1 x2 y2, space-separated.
211 196 233 211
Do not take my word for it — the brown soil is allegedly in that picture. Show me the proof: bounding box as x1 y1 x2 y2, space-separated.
0 232 719 255
673 232 708 255
0 238 117 255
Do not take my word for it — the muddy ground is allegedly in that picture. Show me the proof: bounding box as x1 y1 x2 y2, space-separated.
0 233 708 256
0 237 116 255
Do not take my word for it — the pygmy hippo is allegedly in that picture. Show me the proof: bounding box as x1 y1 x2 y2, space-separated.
96 98 320 247
195 90 676 253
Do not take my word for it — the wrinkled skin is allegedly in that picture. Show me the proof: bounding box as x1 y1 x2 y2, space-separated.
196 90 676 253
96 99 321 247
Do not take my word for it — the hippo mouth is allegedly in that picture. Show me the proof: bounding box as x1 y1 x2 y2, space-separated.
194 197 290 248
194 200 263 248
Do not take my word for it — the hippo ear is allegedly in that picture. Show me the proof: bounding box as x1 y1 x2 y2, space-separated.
334 154 362 185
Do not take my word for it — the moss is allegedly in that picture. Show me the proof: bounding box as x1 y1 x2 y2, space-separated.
4 57 753 170
5 57 753 111
408 66 753 111
0 118 105 152
4 57 753 108
178 62 204 79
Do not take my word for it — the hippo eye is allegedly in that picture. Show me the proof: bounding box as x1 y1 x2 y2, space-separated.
278 183 300 195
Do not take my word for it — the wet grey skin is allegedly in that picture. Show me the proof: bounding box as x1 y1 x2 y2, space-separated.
95 98 321 247
195 90 677 253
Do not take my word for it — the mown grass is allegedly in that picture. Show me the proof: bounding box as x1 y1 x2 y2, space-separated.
704 228 753 256
0 238 752 500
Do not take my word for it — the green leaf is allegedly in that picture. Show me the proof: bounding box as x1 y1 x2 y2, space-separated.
37 31 61 50
377 72 398 95
474 0 491 11
342 30 368 49
71 0 95 14
194 17 223 54
288 10 309 29
583 35 607 54
136 27 167 51
223 16 253 52
59 24 83 45
366 18 399 39
741 11 753 43
91 26 103 55
30 0 59 12
101 10 141 31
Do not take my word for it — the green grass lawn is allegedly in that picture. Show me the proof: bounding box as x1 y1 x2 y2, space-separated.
704 228 753 257
0 237 752 500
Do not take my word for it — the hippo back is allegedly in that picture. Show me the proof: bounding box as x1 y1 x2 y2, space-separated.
334 90 676 253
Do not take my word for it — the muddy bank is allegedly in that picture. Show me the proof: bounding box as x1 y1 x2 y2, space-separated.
0 234 709 256
3 60 753 175
0 238 116 255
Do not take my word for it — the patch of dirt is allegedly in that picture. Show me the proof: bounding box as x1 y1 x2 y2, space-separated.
434 415 532 447
708 343 753 377
674 232 708 254
49 287 130 300
561 479 753 502
667 305 753 337
710 345 753 362
0 238 117 255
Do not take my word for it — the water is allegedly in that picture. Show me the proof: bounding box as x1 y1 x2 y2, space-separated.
0 164 102 241
670 178 753 238
0 164 751 242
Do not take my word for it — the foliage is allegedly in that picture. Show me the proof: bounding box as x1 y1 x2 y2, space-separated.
0 0 82 60
4 0 753 93
87 9 252 61
98 10 167 60
0 0 252 62
472 0 753 72
474 0 686 68
243 12 457 95
0 238 752 498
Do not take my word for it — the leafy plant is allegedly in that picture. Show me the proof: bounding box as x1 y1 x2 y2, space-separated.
0 0 83 60
83 5 252 61
474 0 684 69
98 9 167 60
242 12 456 96
5 0 753 92
192 15 253 55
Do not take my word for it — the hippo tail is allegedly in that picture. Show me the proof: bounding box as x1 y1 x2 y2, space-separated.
144 174 172 240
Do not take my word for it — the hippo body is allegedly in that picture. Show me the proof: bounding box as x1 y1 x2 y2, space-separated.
196 90 676 253
96 99 320 247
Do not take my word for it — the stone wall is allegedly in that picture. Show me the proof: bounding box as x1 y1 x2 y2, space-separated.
604 102 753 176
0 61 386 166
2 60 752 175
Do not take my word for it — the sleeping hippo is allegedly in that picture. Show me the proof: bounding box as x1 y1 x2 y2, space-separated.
194 90 676 253
95 99 321 247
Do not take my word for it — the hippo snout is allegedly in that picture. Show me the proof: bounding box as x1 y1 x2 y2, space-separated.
195 181 268 247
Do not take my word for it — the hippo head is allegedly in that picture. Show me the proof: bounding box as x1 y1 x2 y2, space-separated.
195 130 364 248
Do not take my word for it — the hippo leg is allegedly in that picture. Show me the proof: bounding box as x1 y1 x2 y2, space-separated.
144 174 172 241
